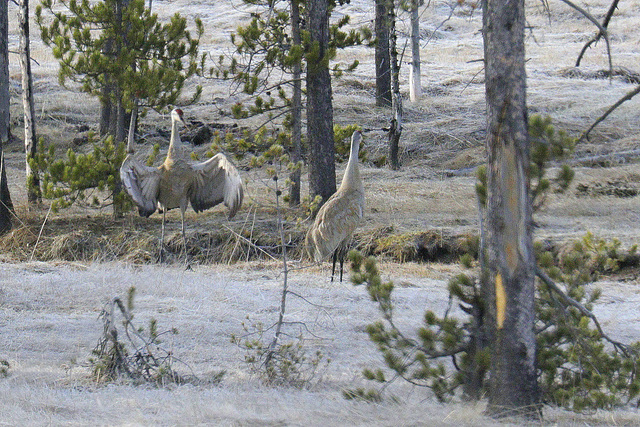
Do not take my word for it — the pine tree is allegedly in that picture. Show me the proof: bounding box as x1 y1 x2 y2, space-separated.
36 0 204 141
218 0 369 205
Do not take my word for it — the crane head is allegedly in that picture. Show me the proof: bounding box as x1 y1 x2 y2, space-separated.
171 108 186 126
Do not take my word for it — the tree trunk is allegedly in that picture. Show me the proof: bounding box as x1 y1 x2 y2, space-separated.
306 0 336 204
100 0 130 141
0 0 9 146
482 0 540 418
375 0 392 107
99 96 112 137
388 0 402 171
409 0 421 102
288 0 302 207
19 0 40 205
0 0 14 234
0 152 13 234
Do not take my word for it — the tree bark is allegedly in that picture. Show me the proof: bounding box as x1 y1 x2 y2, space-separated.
375 0 392 107
306 0 336 204
288 0 302 207
388 0 402 171
409 0 421 102
482 0 540 418
0 0 14 233
100 0 129 141
0 0 9 145
19 0 40 205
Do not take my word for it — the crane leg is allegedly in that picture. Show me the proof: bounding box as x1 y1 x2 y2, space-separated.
159 209 167 263
180 209 188 258
331 249 338 282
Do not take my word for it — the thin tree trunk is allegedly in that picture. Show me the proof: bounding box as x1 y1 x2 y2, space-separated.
482 0 540 418
126 100 138 153
0 0 14 234
0 0 10 145
375 0 392 107
115 98 127 143
19 0 40 205
306 0 336 204
388 0 402 171
100 33 114 137
289 0 302 207
409 0 421 102
0 152 13 234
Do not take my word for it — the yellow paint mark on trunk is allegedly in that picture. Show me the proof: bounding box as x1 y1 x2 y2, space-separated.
496 273 506 329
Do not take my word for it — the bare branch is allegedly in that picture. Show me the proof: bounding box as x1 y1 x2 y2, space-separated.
578 84 640 142
575 0 620 67
557 0 613 76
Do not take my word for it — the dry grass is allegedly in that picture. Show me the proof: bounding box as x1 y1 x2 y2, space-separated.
2 0 640 424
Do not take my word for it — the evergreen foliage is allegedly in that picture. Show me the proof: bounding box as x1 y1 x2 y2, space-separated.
215 0 370 202
35 0 203 113
476 114 576 211
350 115 640 412
29 135 130 213
232 320 330 389
219 0 369 118
349 240 640 410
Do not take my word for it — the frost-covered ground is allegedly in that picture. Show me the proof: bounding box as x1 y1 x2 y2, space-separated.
2 261 640 425
2 0 640 424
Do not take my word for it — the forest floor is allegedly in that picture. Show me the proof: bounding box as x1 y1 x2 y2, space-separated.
1 0 640 425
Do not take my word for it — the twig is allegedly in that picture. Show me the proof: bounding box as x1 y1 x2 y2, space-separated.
221 223 279 262
30 203 53 262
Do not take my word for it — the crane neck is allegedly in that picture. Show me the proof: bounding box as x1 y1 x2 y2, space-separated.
167 116 183 158
339 135 362 192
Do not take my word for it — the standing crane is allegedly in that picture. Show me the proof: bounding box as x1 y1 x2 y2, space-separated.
120 108 244 257
305 130 364 282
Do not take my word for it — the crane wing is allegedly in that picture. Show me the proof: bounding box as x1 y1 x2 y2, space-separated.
306 190 364 261
120 155 161 217
190 153 244 218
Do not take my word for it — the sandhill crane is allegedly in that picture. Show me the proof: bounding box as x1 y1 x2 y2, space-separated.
120 108 244 257
305 130 364 282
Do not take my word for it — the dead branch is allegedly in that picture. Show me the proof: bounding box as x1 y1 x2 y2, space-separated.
578 84 640 143
575 0 620 67
92 291 196 385
557 0 612 77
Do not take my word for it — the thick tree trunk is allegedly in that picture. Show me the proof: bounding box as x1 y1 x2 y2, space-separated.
0 0 14 233
19 0 40 205
482 0 540 418
306 0 336 204
375 0 392 107
388 0 402 171
409 0 421 102
289 0 302 207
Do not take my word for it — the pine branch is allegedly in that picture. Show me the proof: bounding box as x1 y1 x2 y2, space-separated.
536 267 633 357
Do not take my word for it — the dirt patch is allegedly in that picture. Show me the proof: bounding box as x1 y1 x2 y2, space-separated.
575 180 640 198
